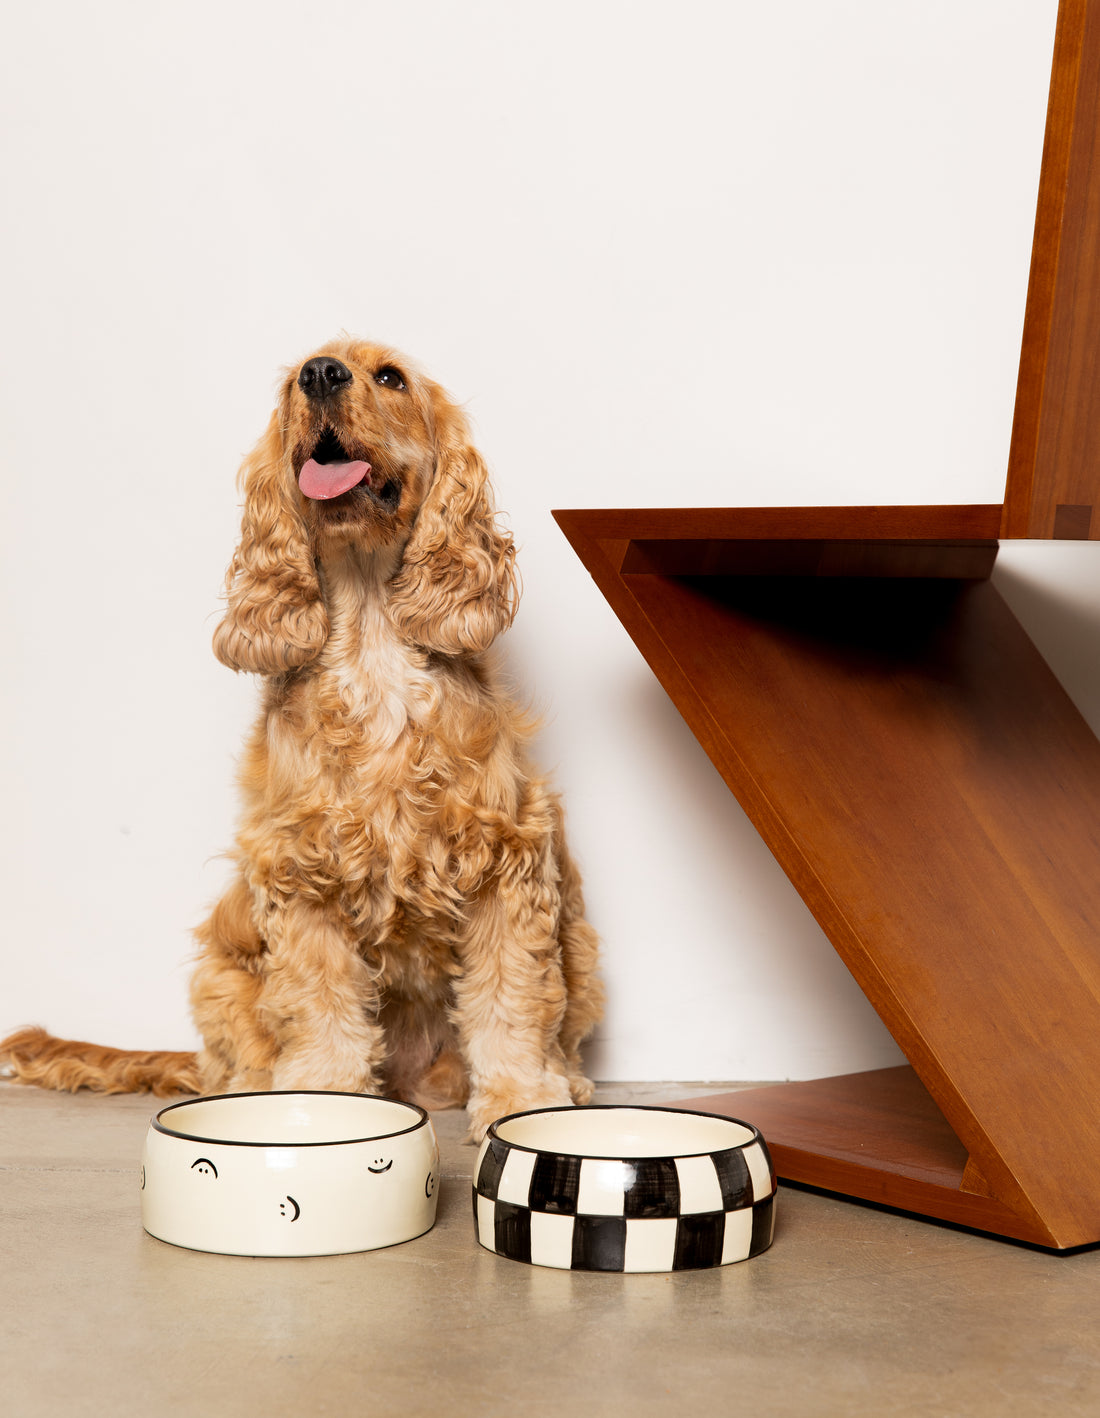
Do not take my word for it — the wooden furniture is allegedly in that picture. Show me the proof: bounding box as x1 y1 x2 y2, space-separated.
554 0 1100 1249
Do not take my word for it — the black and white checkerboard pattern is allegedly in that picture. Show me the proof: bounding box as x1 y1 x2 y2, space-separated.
473 1130 775 1272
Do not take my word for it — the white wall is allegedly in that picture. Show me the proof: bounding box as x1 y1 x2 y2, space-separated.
3 0 1084 1083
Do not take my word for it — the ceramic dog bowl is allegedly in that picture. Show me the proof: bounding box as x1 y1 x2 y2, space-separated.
141 1091 439 1257
473 1104 775 1272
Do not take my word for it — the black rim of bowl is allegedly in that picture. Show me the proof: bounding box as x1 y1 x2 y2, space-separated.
486 1103 768 1162
151 1090 430 1149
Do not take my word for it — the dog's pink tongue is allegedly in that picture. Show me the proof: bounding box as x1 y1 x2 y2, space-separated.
299 458 371 500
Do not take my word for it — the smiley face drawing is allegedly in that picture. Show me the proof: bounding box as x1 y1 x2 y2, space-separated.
368 1157 393 1174
191 1158 219 1178
279 1196 301 1222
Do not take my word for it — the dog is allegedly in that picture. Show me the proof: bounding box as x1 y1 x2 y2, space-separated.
1 339 603 1139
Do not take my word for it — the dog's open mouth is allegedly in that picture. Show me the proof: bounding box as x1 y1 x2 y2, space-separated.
298 427 401 513
299 427 373 501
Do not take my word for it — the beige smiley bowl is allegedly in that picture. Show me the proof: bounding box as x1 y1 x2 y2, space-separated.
141 1091 439 1257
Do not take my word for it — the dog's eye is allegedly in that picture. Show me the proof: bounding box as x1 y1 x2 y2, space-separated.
374 366 407 391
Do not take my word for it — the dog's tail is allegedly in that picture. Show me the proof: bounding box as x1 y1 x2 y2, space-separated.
0 1026 201 1096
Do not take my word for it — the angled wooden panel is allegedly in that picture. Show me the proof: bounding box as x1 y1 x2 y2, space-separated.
1003 0 1100 538
676 1070 1046 1244
556 505 1100 1247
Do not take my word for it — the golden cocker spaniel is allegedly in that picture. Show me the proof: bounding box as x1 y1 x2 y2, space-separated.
2 339 603 1139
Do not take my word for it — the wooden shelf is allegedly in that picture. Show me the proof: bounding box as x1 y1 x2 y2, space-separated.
676 1069 1037 1242
555 508 1100 1248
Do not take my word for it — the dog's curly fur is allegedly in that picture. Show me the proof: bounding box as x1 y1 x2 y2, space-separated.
2 338 602 1139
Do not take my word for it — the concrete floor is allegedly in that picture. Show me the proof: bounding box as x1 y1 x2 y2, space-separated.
3 1080 1099 1418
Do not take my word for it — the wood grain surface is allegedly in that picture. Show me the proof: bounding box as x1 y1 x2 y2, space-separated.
1004 0 1100 538
556 507 1100 1247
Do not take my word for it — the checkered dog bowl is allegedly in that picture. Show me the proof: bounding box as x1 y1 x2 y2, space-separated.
473 1105 776 1272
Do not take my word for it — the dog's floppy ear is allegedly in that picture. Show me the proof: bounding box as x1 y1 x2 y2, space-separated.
385 404 519 655
212 410 329 674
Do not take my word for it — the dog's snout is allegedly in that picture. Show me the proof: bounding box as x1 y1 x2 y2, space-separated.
298 357 353 400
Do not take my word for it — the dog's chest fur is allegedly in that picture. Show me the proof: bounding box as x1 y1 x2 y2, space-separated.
237 551 540 966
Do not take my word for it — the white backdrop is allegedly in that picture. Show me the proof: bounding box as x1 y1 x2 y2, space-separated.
5 0 1094 1083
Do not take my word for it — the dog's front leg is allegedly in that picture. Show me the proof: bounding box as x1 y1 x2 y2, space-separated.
259 895 384 1093
451 883 574 1141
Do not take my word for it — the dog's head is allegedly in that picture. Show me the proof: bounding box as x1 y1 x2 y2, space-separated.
212 340 518 673
286 341 438 553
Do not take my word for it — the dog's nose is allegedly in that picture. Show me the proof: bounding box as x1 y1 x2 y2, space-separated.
298 357 353 400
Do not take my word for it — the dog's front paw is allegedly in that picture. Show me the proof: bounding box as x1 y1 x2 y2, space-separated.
271 1057 381 1095
225 1068 274 1093
568 1072 596 1105
465 1074 573 1142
